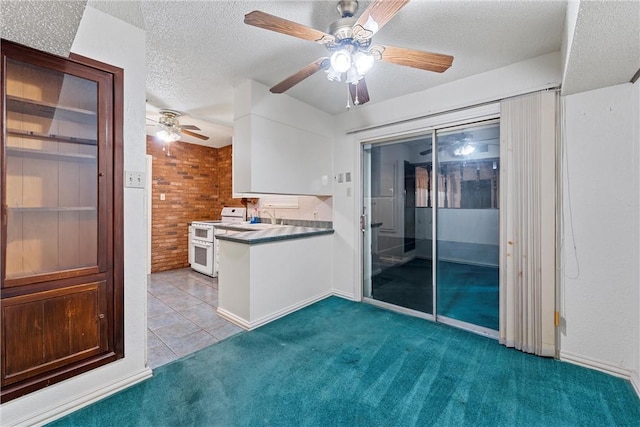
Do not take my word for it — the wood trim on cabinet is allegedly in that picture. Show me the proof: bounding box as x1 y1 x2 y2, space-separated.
71 52 125 359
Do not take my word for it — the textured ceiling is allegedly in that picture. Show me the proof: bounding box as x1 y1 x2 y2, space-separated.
3 1 638 149
87 0 568 147
562 0 640 95
1 0 87 56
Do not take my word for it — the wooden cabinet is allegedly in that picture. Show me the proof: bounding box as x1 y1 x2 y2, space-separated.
1 40 124 402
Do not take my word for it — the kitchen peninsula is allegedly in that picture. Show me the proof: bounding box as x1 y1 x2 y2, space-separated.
215 224 334 330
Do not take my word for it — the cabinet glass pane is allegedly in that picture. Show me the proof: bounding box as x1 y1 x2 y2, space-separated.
4 59 98 279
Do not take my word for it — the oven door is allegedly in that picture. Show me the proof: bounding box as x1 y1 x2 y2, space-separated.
190 239 214 276
192 224 214 241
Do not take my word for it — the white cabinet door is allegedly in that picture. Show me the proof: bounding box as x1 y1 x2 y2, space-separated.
233 114 331 195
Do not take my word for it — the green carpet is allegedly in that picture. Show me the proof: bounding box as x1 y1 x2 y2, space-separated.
49 297 639 426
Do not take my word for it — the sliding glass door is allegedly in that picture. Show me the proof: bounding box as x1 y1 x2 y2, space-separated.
362 121 500 334
434 123 500 331
362 135 434 315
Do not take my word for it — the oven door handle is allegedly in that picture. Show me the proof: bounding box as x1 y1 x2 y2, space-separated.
191 240 213 247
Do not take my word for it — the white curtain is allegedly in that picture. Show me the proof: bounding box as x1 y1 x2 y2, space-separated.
499 91 557 357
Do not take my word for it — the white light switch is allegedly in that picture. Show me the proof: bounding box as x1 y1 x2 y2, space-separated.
160 193 166 201
125 171 145 188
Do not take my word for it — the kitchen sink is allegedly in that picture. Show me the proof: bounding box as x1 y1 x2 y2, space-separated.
235 223 282 230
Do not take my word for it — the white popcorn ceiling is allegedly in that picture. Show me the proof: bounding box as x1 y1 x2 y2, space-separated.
1 0 87 56
562 0 640 96
3 1 639 148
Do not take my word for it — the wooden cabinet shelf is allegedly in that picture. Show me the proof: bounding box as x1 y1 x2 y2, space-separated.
8 206 96 212
6 95 97 125
7 129 97 146
7 145 97 160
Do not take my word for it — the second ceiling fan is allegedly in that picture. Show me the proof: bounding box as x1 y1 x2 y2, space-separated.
244 0 454 107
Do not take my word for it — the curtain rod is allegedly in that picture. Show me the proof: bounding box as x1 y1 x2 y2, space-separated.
346 86 561 135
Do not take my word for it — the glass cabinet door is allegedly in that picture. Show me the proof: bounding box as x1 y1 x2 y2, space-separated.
4 58 103 285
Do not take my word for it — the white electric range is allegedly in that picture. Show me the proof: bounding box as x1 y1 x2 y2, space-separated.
189 207 246 277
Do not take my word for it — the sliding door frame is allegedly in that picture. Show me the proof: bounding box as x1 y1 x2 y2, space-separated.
357 103 500 336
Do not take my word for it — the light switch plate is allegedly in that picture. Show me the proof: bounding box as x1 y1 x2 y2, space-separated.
125 171 145 188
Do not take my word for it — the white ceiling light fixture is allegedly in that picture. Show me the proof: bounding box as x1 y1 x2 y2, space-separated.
353 51 375 76
156 111 181 143
156 126 181 143
330 49 352 73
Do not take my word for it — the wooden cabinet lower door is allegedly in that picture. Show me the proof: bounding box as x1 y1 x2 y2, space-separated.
1 281 109 387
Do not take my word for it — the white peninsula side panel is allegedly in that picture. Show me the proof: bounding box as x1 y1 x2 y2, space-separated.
217 235 332 329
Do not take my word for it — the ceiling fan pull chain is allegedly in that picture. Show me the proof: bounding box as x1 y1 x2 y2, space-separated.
354 81 360 105
346 85 352 110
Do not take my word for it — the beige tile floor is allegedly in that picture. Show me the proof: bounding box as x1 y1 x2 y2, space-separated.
147 268 243 368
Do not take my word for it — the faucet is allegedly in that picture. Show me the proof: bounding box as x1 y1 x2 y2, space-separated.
262 209 276 224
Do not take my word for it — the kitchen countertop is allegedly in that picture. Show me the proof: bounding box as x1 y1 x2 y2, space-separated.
215 223 334 245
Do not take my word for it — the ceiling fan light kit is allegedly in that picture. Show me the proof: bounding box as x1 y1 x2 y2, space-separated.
156 110 182 143
244 0 454 109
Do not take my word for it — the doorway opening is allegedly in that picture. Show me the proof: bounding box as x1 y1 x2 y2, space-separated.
362 120 500 336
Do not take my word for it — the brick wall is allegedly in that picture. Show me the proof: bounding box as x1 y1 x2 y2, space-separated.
147 136 242 272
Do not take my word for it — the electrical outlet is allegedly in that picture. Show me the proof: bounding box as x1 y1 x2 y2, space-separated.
125 171 145 188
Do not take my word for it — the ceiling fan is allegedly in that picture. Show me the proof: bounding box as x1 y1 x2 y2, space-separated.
244 0 454 107
147 109 210 143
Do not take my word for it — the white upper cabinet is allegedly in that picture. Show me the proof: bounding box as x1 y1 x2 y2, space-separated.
233 81 332 196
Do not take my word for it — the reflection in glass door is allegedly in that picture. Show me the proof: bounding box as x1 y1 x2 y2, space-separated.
362 121 500 334
435 123 500 331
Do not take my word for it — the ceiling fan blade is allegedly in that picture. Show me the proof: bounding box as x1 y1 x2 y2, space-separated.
353 0 410 40
244 10 334 44
377 45 453 73
349 78 370 106
179 124 201 131
270 57 329 94
180 128 210 141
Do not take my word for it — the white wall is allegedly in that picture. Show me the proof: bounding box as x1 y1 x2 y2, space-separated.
331 52 562 300
247 195 333 222
560 82 639 386
636 78 640 396
1 7 151 426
